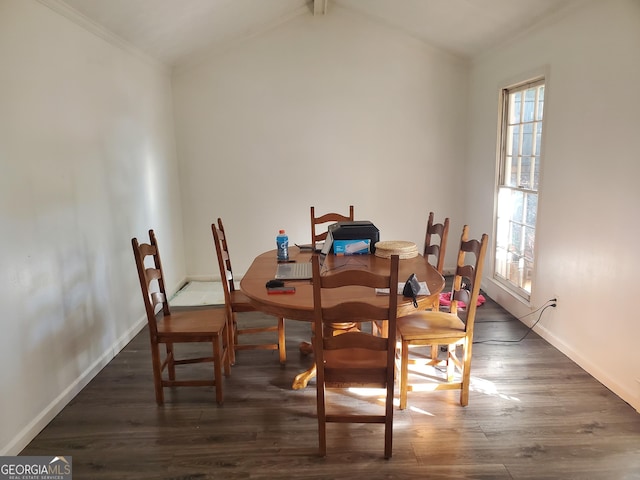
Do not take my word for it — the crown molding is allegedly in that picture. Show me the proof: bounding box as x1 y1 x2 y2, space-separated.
36 0 170 73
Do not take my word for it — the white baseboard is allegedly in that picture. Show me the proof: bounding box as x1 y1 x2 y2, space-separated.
186 274 218 282
3 276 205 455
533 323 640 413
1 315 147 456
187 274 243 283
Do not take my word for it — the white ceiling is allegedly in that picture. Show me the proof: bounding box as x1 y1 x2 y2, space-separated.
55 0 580 66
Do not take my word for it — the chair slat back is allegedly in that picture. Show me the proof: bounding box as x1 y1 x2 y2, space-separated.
423 211 450 274
213 217 286 365
215 218 237 292
312 253 399 378
321 301 391 325
448 226 488 334
310 205 354 244
131 230 171 337
212 221 234 315
323 330 387 351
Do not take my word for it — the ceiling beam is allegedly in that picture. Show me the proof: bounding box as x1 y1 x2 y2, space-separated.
313 0 328 16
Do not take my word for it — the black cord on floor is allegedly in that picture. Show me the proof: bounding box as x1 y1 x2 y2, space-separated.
474 303 556 344
475 296 556 323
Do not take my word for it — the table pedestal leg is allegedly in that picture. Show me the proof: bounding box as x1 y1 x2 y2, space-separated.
298 341 313 355
292 364 316 390
292 322 357 389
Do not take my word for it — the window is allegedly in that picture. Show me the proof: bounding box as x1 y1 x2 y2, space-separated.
494 79 545 300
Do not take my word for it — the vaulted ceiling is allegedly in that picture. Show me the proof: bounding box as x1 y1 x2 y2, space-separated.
53 0 580 67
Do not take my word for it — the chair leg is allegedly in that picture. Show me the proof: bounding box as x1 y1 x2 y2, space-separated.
384 383 394 458
166 342 176 381
430 344 439 361
213 336 224 405
150 342 164 406
460 341 472 407
446 344 456 382
318 426 326 457
384 428 392 459
399 339 410 410
222 326 232 377
317 387 326 456
278 317 286 364
228 312 238 365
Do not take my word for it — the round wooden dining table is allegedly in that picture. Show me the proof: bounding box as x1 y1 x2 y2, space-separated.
240 246 445 389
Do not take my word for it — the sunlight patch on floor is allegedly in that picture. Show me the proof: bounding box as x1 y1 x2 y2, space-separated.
170 281 225 306
403 362 521 413
347 387 386 397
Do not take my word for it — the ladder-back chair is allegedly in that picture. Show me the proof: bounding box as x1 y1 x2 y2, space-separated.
132 229 230 405
397 225 488 409
212 219 286 365
312 253 399 458
310 205 354 245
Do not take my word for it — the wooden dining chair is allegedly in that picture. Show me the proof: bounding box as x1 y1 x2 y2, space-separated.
312 253 399 459
397 225 488 409
132 230 231 405
420 211 450 357
212 218 286 365
310 205 354 245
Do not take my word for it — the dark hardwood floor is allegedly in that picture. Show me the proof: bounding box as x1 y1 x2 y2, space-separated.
21 294 640 479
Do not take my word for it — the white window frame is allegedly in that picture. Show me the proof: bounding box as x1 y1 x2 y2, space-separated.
493 78 545 301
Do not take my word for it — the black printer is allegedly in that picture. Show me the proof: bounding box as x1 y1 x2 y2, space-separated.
328 221 380 253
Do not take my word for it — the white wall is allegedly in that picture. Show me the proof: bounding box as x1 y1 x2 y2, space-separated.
173 6 469 279
0 1 186 454
467 0 640 411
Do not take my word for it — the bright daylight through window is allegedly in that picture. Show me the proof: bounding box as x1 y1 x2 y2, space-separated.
494 79 545 300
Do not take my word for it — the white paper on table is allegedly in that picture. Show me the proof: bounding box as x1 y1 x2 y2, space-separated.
375 282 430 296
